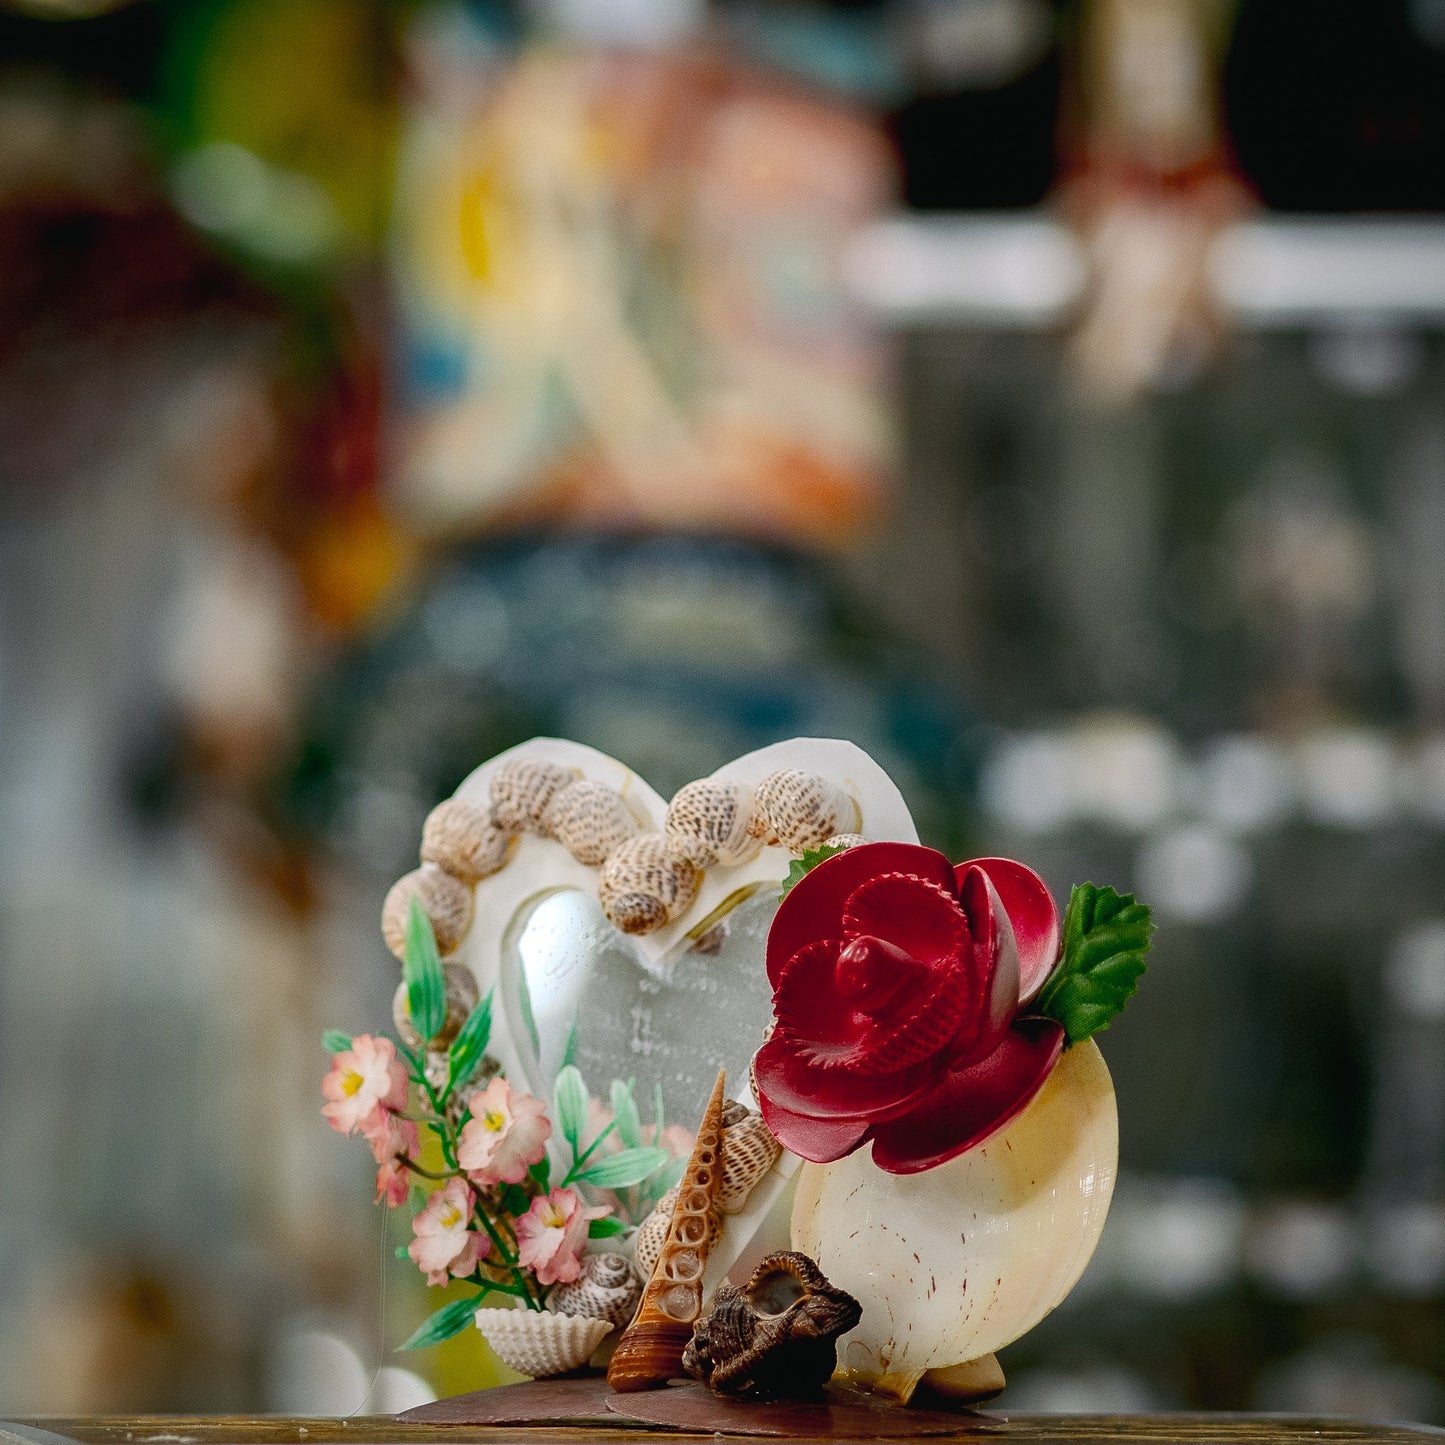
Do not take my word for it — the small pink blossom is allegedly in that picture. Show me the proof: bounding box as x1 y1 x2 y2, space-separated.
407 1178 487 1286
643 1122 694 1160
457 1078 551 1186
364 1112 419 1208
321 1035 408 1135
515 1187 607 1287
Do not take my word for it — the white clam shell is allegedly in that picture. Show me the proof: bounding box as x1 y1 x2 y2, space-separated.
790 1039 1118 1397
474 1307 612 1378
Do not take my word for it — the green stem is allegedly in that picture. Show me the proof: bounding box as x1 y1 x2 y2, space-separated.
399 1157 466 1183
563 1119 617 1186
471 1207 542 1310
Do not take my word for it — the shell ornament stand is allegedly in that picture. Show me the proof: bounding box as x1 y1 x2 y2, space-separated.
328 738 1152 1435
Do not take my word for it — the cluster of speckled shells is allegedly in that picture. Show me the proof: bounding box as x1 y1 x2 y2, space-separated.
381 758 867 970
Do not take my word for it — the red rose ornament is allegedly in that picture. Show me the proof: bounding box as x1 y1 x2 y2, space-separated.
754 842 1066 1174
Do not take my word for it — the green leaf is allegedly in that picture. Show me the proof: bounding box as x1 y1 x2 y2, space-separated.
528 1156 551 1193
575 1146 668 1190
395 1245 411 1261
1035 883 1154 1047
780 843 848 899
322 1030 353 1054
561 1019 580 1070
553 1064 589 1151
398 1294 480 1351
610 1078 642 1150
446 989 494 1096
403 898 446 1044
499 1183 530 1218
588 1215 626 1239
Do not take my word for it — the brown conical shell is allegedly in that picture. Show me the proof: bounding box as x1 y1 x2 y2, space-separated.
382 863 473 960
664 779 763 868
489 757 577 834
547 1252 643 1329
598 834 700 936
717 1107 783 1215
391 964 480 1051
751 770 861 854
544 779 639 867
420 798 514 882
633 1186 721 1282
608 1070 728 1392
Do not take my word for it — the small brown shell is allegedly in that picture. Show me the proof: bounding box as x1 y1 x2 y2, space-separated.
664 779 763 868
598 835 700 936
548 1252 643 1329
382 863 473 960
751 770 861 854
490 757 577 834
544 780 639 867
822 832 868 852
420 797 514 882
392 964 480 1051
717 1107 783 1215
474 1308 611 1378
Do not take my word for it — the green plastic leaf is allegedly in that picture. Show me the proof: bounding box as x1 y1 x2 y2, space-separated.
398 1293 480 1351
395 1245 411 1261
447 989 494 1096
561 1019 580 1070
780 843 848 899
575 1146 668 1190
610 1078 642 1150
322 1030 353 1054
403 898 446 1044
1035 883 1154 1047
588 1216 626 1239
553 1065 589 1151
528 1156 551 1193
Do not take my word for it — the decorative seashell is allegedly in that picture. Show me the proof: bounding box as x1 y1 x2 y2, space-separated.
751 770 861 854
664 779 763 869
633 1186 721 1282
474 1307 611 1378
420 798 514 882
548 1252 643 1329
682 1251 861 1399
382 863 473 960
822 832 867 851
489 758 577 834
791 1038 1118 1402
597 834 700 936
392 964 480 1051
608 1070 728 1392
717 1107 782 1215
543 780 639 867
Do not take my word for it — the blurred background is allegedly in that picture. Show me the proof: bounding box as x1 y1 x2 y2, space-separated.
3 0 1445 1421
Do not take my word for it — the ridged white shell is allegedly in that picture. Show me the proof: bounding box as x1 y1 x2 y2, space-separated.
382 863 473 959
752 769 860 854
597 834 700 936
420 797 514 882
490 758 577 834
547 1252 642 1328
791 1040 1118 1399
717 1108 782 1216
474 1308 612 1378
544 779 639 867
664 779 763 868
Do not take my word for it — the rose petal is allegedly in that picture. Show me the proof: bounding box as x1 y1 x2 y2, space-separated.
868 1017 1065 1175
950 866 1020 1067
841 873 971 964
959 857 1060 1004
773 940 871 1057
757 1092 869 1163
753 1031 935 1122
768 842 958 988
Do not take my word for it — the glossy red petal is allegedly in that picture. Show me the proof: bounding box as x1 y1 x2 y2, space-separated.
773 939 869 1057
768 842 958 988
958 857 1060 1004
868 1017 1065 1175
753 1031 935 1122
841 872 971 964
757 1092 869 1163
860 954 981 1073
950 866 1020 1068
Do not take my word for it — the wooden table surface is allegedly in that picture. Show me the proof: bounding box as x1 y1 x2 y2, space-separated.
5 1415 1442 1445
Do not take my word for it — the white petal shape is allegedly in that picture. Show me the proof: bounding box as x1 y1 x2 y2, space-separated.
790 1039 1118 1397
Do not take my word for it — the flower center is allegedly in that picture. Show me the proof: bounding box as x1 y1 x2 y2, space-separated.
483 1109 507 1133
541 1203 567 1230
836 934 927 1014
341 1069 364 1097
438 1203 464 1229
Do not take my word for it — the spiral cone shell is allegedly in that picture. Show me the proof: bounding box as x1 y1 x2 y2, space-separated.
717 1108 782 1215
664 779 763 868
547 1252 643 1328
598 834 700 936
382 863 473 960
489 758 577 834
391 964 479 1050
633 1186 720 1281
608 1070 728 1391
474 1308 611 1378
544 780 639 867
420 798 514 882
751 770 861 854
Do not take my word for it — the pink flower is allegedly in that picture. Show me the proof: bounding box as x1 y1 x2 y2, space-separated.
643 1122 694 1159
321 1035 408 1136
457 1078 551 1186
364 1112 419 1209
515 1187 607 1287
407 1178 488 1286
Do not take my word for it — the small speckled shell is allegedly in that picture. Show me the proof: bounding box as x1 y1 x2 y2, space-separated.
548 1252 643 1328
420 798 514 882
717 1108 783 1215
382 863 473 960
751 770 861 854
392 964 480 1051
474 1308 612 1378
489 758 577 834
634 1186 721 1282
664 780 763 869
544 780 639 867
598 835 700 936
822 832 868 851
